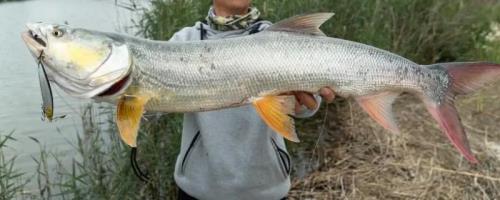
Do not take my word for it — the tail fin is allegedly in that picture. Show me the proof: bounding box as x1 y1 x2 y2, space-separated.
442 62 500 95
424 62 500 164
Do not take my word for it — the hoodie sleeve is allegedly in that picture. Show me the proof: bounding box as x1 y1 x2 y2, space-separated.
168 22 203 42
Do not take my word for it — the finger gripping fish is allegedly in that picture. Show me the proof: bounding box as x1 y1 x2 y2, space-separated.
21 13 500 163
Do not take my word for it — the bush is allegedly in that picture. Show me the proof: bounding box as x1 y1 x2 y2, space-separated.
136 0 499 63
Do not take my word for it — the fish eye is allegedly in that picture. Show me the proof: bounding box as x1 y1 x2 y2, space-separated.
52 28 64 38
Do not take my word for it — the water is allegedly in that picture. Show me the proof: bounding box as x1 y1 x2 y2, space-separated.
0 0 133 174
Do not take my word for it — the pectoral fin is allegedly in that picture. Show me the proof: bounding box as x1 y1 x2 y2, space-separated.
116 95 150 147
356 92 400 134
252 95 299 142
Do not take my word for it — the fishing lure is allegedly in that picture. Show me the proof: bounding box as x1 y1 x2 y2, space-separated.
37 51 54 122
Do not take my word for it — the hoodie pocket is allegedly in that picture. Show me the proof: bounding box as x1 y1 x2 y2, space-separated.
271 138 291 178
181 131 201 174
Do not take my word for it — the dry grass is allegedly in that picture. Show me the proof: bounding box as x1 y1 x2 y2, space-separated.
289 81 500 199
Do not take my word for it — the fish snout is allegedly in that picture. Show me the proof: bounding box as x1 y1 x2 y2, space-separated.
26 22 48 38
26 22 41 32
22 22 49 57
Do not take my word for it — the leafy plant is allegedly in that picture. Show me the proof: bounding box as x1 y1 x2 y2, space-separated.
0 132 25 200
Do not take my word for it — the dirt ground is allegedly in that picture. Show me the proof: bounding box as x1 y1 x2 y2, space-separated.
288 82 500 199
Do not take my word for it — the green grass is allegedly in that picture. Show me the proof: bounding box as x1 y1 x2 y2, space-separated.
137 0 499 63
0 132 26 199
131 0 211 40
255 0 497 63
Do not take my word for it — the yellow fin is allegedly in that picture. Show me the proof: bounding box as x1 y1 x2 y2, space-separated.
252 95 299 142
116 95 150 147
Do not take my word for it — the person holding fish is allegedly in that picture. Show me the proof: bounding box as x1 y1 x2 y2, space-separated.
169 1 335 199
22 0 500 198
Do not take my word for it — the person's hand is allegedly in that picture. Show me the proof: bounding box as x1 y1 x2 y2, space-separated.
282 87 336 113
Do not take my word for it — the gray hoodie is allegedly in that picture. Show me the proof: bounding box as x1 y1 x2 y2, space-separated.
171 20 321 200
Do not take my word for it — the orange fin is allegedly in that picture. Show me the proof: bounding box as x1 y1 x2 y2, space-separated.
252 95 299 142
356 92 400 133
116 95 150 147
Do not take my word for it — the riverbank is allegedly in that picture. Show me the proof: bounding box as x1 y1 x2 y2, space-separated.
289 84 500 199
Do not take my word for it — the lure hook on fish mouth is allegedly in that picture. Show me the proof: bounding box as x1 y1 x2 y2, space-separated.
37 49 44 64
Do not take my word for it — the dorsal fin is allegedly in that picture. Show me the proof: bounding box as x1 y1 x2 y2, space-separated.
266 12 334 36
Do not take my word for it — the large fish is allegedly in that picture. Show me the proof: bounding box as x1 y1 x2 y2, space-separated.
22 13 500 163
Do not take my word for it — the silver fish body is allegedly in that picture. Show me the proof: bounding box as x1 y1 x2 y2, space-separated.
127 31 448 112
22 13 500 162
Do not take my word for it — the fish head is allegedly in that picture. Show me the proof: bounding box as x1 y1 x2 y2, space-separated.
22 22 131 98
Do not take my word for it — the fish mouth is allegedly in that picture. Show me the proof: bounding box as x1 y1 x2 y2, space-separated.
29 30 47 47
21 24 47 56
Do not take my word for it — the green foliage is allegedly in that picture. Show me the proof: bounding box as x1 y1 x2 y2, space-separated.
135 113 183 199
133 0 211 40
135 0 499 63
258 0 498 63
0 132 25 200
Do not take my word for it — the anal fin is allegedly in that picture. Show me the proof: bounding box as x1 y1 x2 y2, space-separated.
117 95 150 147
356 92 400 133
252 95 299 142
